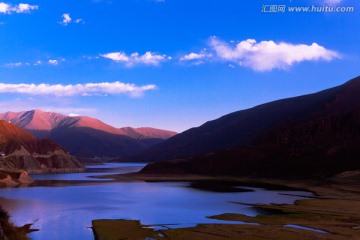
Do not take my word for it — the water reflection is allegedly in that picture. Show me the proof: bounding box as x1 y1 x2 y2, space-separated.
30 163 146 181
0 163 312 240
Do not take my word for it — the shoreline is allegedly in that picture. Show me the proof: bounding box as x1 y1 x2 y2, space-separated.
92 172 360 240
93 171 320 191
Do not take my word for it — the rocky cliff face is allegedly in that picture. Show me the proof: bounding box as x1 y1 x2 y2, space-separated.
0 120 83 173
0 169 33 187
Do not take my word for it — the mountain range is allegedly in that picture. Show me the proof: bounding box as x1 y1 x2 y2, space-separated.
0 110 177 158
140 76 360 178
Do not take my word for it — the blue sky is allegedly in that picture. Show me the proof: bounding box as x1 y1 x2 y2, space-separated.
0 0 359 132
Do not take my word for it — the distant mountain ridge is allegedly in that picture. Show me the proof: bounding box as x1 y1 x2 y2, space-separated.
140 76 360 178
0 110 177 158
0 109 176 139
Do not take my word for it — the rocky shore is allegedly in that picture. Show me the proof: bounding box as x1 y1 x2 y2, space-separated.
0 169 33 187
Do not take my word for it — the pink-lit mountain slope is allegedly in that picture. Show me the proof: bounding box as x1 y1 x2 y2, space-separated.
0 110 176 158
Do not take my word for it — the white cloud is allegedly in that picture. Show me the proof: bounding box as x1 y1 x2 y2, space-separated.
0 81 156 97
16 3 37 13
210 37 339 71
48 58 65 65
68 113 80 117
180 52 212 61
60 13 84 26
60 13 71 25
48 59 58 65
0 3 8 13
5 58 65 67
101 51 168 66
0 2 38 14
102 52 129 62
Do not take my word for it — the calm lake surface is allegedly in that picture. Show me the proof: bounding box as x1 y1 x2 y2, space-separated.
0 163 312 240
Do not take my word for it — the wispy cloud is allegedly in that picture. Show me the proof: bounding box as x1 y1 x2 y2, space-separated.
74 18 85 24
101 51 170 66
48 58 65 65
5 62 30 68
180 50 213 65
0 2 38 14
5 58 65 68
48 59 58 65
59 13 84 26
180 51 212 61
0 82 156 97
209 37 339 71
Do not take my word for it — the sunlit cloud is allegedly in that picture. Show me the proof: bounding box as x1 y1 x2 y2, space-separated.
101 51 169 66
209 37 340 71
0 82 156 97
0 2 38 14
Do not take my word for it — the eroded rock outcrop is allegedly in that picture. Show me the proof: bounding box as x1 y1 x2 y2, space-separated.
0 169 33 187
0 120 83 174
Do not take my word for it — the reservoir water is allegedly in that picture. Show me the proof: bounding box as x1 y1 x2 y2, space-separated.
0 163 312 240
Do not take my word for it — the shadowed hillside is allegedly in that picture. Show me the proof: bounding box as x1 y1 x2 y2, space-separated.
141 76 360 178
137 76 360 162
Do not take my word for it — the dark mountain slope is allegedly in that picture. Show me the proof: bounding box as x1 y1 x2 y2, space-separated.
142 107 360 178
141 76 360 178
137 76 360 162
49 127 148 158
